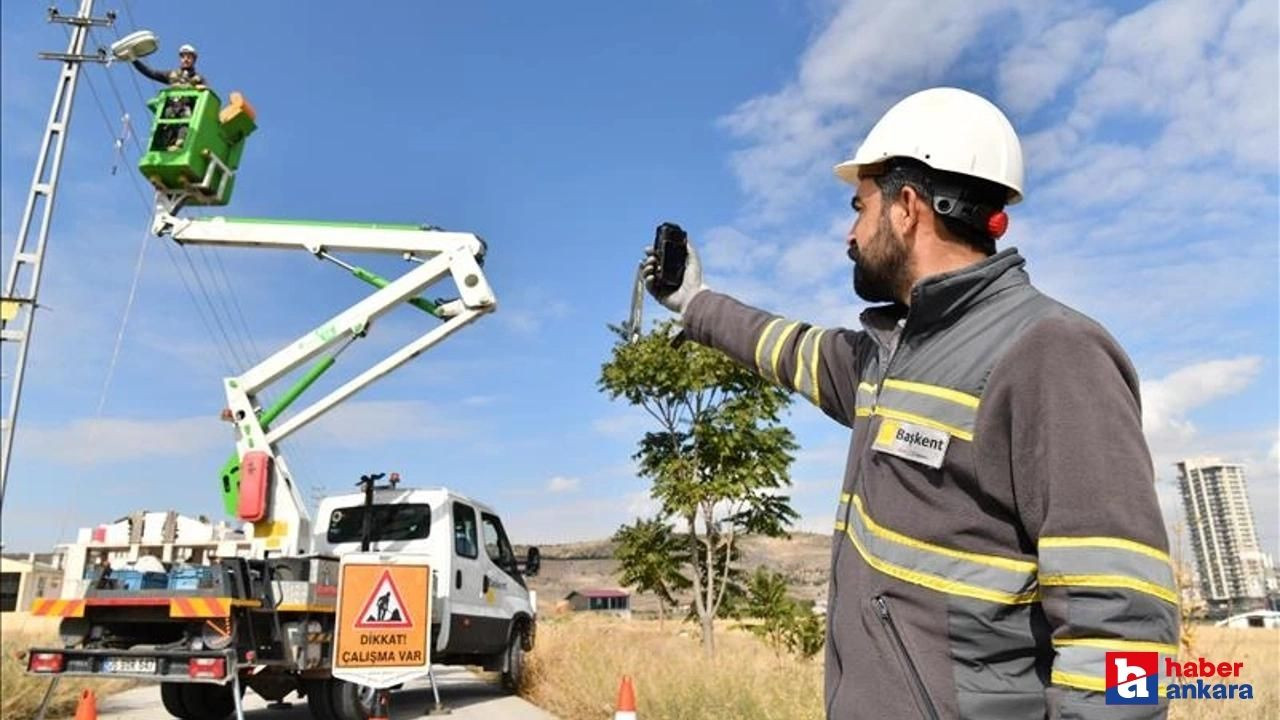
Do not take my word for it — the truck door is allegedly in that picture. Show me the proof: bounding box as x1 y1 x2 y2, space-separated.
447 501 506 655
479 511 526 629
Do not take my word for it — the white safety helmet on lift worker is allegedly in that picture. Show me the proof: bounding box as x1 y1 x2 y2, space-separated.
178 43 198 57
834 87 1025 204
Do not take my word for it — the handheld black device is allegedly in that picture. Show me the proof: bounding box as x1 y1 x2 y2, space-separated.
652 222 689 294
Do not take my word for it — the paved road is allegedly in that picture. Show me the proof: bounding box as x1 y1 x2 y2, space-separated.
94 668 557 719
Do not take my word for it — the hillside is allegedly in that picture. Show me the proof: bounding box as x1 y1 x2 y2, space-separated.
521 532 832 614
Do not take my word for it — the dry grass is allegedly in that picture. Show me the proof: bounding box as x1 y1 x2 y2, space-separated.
1 615 135 720
522 614 824 720
1168 625 1279 720
524 616 1279 720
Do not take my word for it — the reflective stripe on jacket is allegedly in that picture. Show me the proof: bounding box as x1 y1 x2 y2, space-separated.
682 249 1178 720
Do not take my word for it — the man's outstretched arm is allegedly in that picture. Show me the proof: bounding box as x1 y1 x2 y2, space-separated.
644 241 868 426
131 59 169 84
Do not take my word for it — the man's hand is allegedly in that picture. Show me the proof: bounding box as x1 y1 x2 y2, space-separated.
641 239 706 314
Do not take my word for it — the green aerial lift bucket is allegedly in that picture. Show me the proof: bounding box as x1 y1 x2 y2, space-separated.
138 87 256 206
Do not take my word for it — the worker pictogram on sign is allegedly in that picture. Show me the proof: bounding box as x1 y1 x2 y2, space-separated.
354 571 413 628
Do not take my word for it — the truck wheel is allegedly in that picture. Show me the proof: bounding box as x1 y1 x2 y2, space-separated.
180 683 236 720
160 682 192 719
500 628 526 693
330 679 378 720
304 679 340 720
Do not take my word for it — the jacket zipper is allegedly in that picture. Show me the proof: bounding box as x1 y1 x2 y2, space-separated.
872 317 908 409
874 595 940 720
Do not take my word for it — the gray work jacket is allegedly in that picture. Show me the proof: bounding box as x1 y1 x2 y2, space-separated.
683 249 1178 719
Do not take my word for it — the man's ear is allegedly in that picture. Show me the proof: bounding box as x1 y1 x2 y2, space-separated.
894 184 922 235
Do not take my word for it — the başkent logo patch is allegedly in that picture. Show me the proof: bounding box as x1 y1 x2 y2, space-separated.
872 419 950 469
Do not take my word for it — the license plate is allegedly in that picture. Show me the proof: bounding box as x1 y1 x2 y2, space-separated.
102 656 156 674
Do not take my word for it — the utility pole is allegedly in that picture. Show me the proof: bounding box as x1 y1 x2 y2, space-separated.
0 1 114 514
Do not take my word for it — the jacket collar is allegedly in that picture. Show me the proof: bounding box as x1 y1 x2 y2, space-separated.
860 248 1030 337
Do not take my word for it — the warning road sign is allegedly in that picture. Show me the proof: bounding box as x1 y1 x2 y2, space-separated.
355 570 413 628
333 553 432 688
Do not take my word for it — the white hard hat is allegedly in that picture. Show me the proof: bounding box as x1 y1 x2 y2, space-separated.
178 43 198 55
834 87 1024 204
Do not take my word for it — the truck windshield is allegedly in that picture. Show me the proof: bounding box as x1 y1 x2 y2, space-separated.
326 504 432 544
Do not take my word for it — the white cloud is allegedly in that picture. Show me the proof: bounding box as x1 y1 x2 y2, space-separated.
461 394 499 407
997 9 1112 116
498 289 570 336
18 416 227 465
1044 0 1277 175
591 412 653 439
289 400 456 448
1141 357 1263 448
546 475 581 493
778 234 845 288
709 0 1278 559
15 399 454 466
718 0 1020 225
700 225 778 274
625 490 659 516
1137 357 1277 557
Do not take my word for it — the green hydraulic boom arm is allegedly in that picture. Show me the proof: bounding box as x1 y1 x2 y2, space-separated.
217 261 443 516
343 263 444 318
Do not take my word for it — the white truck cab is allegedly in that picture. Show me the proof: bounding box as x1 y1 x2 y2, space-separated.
314 486 540 690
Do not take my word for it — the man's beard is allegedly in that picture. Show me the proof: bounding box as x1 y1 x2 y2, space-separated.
848 212 910 303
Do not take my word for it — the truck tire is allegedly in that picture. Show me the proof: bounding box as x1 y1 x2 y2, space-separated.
179 683 236 720
160 682 192 719
304 679 340 720
330 679 378 720
500 627 526 693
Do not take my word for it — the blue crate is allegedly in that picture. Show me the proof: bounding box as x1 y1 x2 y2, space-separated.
168 566 216 590
115 570 169 590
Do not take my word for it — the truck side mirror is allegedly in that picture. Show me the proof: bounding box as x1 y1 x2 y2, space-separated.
525 547 541 577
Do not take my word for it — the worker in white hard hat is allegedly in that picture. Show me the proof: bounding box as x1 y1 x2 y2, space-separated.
644 87 1176 719
132 42 207 89
131 43 208 151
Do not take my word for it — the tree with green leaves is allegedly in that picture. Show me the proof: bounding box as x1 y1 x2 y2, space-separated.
743 567 794 658
600 321 798 656
742 567 826 661
612 517 691 627
783 601 826 660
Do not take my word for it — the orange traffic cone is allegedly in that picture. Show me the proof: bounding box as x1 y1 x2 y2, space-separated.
614 675 637 720
369 689 391 720
74 689 98 720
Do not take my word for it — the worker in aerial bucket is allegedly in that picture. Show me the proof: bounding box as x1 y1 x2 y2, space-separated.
131 43 208 88
131 44 207 152
642 87 1177 719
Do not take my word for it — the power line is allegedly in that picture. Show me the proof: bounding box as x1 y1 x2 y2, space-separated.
76 25 258 378
179 244 249 370
61 26 240 381
116 155 241 376
120 0 140 33
67 7 328 510
189 238 257 373
201 245 262 360
88 21 266 381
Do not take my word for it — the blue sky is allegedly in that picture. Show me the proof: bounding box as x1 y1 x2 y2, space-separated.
2 0 1276 564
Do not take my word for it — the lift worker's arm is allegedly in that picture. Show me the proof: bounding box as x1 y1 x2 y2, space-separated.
985 314 1179 720
644 243 868 427
131 59 169 84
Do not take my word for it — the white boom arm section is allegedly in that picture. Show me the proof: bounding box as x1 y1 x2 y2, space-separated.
152 212 496 557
